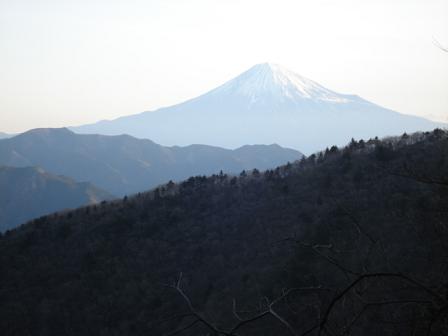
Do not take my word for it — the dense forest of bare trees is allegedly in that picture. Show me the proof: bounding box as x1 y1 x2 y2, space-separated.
1 129 447 335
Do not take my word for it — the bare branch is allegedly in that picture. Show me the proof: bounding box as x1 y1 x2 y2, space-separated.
318 272 445 335
230 288 300 335
232 299 244 321
164 318 201 336
167 272 302 336
165 271 444 336
426 304 448 336
228 310 271 334
341 299 433 336
433 37 448 52
388 164 448 187
167 272 228 335
295 240 361 278
336 203 376 244
270 307 298 336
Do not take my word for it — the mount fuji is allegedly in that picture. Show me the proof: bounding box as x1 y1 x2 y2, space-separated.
71 63 443 153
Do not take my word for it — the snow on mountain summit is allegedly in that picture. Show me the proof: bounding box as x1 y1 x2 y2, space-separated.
208 62 351 104
71 62 442 153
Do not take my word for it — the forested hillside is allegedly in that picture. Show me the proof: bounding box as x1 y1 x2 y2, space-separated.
1 129 447 336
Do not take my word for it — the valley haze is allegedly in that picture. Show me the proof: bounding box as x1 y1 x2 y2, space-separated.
0 127 302 197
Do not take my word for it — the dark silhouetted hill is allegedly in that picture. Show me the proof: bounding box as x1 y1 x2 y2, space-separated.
0 129 447 335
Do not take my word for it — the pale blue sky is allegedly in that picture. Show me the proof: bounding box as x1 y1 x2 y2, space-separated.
1 0 447 133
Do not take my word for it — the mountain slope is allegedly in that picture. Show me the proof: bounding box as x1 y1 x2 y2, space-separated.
0 128 302 196
0 166 113 231
0 132 12 139
71 63 442 153
1 129 446 335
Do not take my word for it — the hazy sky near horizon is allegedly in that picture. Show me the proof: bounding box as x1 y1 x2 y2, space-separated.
1 0 447 133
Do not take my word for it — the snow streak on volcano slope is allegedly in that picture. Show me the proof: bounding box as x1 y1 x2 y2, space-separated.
71 63 443 154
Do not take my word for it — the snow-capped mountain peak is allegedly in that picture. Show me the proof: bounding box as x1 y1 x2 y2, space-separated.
71 62 442 154
209 62 351 104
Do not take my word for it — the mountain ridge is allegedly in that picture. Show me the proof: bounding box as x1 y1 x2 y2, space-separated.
0 165 113 231
0 128 302 196
0 132 12 139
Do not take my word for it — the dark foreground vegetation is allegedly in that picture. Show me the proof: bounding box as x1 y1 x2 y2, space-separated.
1 129 447 335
